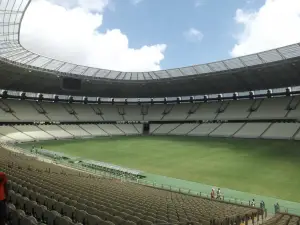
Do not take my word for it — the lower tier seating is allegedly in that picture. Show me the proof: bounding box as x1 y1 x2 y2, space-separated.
0 124 143 143
261 213 300 225
150 122 300 140
1 122 300 143
0 148 262 225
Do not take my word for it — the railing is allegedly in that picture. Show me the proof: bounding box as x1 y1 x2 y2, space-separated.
277 206 300 216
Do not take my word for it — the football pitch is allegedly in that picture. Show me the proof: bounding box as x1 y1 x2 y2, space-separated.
22 136 300 202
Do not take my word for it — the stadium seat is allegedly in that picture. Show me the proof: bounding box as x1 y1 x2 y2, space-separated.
1 148 265 225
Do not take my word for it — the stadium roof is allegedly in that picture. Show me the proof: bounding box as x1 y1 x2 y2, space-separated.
0 0 300 97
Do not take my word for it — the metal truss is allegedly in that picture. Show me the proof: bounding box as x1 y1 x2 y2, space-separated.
0 0 300 81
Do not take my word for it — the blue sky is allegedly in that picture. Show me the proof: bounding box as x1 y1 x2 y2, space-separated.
100 0 264 69
22 0 300 71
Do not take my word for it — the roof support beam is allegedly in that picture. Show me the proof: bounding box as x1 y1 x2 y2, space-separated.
24 55 40 65
103 70 112 78
17 53 36 63
91 69 101 77
41 58 54 69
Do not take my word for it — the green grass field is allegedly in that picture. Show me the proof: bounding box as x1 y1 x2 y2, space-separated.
22 136 300 202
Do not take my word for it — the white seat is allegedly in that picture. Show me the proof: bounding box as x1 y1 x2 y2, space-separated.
116 124 141 135
249 97 290 119
169 124 199 135
210 123 245 137
38 125 73 139
60 125 91 137
162 104 193 121
79 124 108 136
70 103 102 121
0 126 34 142
100 105 123 121
152 124 181 135
13 125 53 141
188 123 220 136
233 123 271 138
41 102 76 122
217 100 252 120
262 123 300 139
123 105 143 121
188 102 221 120
144 105 165 121
3 99 47 121
99 124 124 135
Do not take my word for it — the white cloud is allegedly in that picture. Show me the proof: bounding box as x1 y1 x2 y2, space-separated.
231 0 300 57
130 0 144 5
183 28 204 43
46 0 110 12
20 0 166 72
195 0 204 8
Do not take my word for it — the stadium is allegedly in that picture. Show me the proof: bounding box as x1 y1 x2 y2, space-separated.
0 0 300 225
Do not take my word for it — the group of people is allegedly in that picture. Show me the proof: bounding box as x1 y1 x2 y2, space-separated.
211 189 270 211
211 187 222 200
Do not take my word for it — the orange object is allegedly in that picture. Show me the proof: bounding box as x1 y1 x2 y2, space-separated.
0 172 7 201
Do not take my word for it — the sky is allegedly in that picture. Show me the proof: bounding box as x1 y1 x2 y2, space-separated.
20 0 300 72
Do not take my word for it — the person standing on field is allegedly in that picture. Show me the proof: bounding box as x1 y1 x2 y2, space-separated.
211 188 215 199
217 188 221 200
0 172 8 225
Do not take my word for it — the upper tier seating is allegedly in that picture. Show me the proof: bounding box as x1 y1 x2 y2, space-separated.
69 103 103 121
188 102 221 120
0 99 18 121
100 105 123 121
1 95 300 122
41 102 76 122
216 100 252 120
143 105 165 121
287 96 300 119
162 104 193 121
249 97 291 119
123 105 143 121
3 100 48 121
